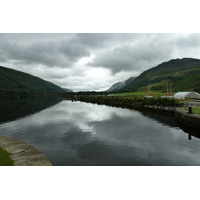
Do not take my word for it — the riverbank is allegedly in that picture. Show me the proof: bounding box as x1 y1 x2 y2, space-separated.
68 95 182 110
175 107 200 130
0 135 52 166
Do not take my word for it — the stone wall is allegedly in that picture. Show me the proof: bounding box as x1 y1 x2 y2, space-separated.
175 108 200 129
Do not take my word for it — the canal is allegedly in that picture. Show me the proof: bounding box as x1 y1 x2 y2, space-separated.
0 97 200 166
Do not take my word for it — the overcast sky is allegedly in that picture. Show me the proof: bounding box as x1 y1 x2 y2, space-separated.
1 33 200 91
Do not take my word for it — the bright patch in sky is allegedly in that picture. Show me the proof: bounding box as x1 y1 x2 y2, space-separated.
77 55 95 65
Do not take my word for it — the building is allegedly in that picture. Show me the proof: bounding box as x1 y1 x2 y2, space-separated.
173 91 200 99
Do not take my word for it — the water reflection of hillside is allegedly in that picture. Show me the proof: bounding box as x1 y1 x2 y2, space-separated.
139 108 200 140
136 108 176 127
0 97 63 123
175 120 200 139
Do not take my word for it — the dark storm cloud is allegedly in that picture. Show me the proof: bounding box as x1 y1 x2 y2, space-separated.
0 34 91 68
71 33 112 48
87 33 200 74
0 33 115 69
0 33 119 71
87 41 172 74
87 46 136 73
59 37 90 61
1 40 60 67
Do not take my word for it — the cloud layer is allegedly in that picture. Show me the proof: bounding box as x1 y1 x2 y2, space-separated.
1 33 200 91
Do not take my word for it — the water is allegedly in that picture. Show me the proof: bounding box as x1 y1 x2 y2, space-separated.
0 97 200 166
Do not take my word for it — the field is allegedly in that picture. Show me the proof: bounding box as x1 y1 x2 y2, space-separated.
109 91 174 96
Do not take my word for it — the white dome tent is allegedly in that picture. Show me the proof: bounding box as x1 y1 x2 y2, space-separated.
173 91 200 99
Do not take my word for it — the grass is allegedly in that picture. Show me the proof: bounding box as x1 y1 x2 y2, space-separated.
0 147 14 166
109 91 174 96
184 106 200 115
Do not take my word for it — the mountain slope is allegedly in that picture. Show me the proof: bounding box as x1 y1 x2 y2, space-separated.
0 65 67 94
63 88 74 92
106 77 136 92
119 58 200 93
106 82 124 92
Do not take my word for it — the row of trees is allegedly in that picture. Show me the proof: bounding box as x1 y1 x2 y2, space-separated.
67 95 183 108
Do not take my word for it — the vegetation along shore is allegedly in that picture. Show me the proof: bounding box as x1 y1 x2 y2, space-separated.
65 94 183 110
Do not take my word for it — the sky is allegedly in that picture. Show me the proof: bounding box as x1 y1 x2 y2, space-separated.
1 33 200 91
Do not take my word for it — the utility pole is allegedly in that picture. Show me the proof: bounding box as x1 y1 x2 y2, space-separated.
166 82 168 94
150 83 151 94
147 83 151 95
170 83 172 96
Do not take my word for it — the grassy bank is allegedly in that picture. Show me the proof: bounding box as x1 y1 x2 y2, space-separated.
109 91 174 97
109 91 166 96
184 106 200 115
0 147 14 166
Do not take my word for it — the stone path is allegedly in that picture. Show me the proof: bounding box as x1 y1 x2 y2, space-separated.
0 135 52 166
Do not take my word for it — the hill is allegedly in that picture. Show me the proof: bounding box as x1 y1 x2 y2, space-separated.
0 65 68 96
63 88 74 92
116 58 200 93
106 77 136 92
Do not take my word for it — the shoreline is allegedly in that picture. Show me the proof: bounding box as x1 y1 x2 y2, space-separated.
175 107 200 130
69 97 200 130
0 135 52 166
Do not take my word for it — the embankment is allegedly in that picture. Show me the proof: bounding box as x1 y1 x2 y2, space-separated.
175 108 200 129
0 135 52 166
68 95 182 111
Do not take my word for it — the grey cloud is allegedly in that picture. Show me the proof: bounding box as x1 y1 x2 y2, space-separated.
59 38 90 61
71 33 112 48
88 46 136 73
175 33 200 48
87 34 186 74
0 34 91 68
87 44 168 74
1 42 62 67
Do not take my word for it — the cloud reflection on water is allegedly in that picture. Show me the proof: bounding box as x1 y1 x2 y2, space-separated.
1 100 200 165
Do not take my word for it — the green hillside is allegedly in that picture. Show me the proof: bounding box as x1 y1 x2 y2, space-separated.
0 65 67 97
118 58 200 93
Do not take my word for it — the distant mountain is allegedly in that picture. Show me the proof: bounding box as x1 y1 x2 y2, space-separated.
0 65 67 94
117 58 200 93
106 77 136 92
63 88 73 92
106 82 124 92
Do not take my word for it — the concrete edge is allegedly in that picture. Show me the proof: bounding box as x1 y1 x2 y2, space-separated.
0 135 52 166
175 107 200 129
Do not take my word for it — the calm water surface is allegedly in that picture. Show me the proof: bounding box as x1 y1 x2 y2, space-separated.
0 97 200 166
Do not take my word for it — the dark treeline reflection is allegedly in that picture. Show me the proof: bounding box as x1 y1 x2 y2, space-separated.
138 108 200 139
176 120 200 140
0 97 63 123
137 108 176 127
